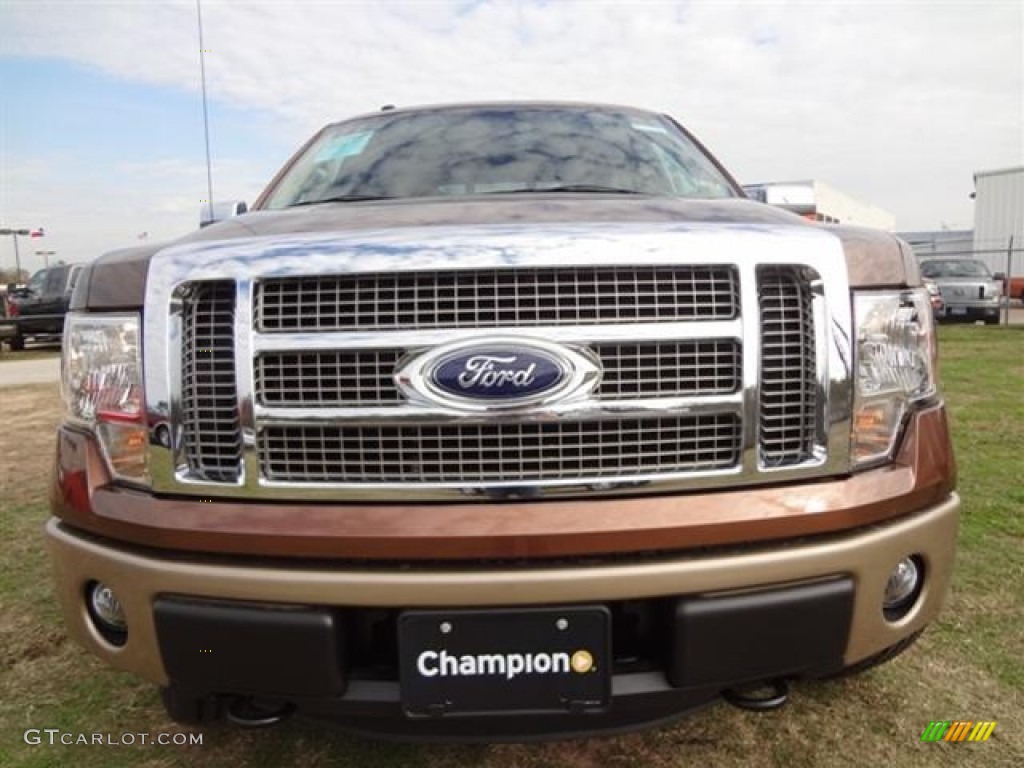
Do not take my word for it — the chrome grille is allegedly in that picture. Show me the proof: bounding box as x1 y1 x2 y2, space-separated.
257 349 404 406
758 267 817 467
154 232 850 502
180 281 242 482
259 415 742 483
256 340 741 407
256 266 739 332
594 340 740 399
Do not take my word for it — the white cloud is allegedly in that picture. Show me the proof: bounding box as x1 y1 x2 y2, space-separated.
2 0 1022 263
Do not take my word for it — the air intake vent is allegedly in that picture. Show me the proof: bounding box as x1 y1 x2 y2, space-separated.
255 340 741 407
255 266 739 332
181 281 242 482
758 267 817 467
259 414 742 484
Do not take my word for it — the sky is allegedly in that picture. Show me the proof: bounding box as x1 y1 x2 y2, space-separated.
1 0 1022 274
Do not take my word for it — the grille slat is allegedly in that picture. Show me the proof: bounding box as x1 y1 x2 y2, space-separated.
256 267 739 332
595 341 740 400
256 340 741 407
758 267 817 467
181 281 243 482
259 415 742 484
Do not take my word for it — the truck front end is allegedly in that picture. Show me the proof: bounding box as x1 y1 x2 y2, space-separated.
46 103 958 740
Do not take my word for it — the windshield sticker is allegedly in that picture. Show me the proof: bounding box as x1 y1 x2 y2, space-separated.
314 131 373 163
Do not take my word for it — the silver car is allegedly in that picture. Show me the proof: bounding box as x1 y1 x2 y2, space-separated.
919 259 1002 324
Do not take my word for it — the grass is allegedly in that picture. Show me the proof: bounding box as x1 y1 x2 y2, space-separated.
1 327 1021 767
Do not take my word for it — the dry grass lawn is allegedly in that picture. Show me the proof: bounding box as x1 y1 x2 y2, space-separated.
1 326 1021 766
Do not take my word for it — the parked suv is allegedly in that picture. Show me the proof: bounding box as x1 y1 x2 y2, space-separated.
47 103 957 740
6 263 82 349
919 258 1003 324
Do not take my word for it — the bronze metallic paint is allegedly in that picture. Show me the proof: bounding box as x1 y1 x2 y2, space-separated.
50 405 954 561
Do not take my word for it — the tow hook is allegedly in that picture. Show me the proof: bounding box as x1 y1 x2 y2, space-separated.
225 697 295 727
722 679 790 712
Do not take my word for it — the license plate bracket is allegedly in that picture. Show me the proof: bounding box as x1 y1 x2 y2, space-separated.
398 606 611 716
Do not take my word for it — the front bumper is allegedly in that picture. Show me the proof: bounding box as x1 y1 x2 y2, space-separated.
46 494 959 739
938 298 1000 320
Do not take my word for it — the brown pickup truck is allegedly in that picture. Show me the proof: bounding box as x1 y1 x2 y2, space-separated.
47 102 957 740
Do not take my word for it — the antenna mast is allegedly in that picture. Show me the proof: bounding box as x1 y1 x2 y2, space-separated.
196 0 214 221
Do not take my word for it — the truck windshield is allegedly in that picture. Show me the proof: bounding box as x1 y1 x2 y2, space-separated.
921 260 993 278
261 106 738 209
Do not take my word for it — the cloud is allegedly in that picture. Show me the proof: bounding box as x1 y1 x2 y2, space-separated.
3 0 1022 254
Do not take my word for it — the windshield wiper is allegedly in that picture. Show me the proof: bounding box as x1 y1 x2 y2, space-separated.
287 194 395 207
483 185 645 195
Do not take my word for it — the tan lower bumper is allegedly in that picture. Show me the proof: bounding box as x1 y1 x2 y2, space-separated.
46 494 959 686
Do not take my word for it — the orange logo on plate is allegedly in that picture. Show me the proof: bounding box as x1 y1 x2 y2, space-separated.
571 650 594 674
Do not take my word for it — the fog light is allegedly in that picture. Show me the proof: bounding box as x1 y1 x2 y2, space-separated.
87 582 128 644
883 557 923 620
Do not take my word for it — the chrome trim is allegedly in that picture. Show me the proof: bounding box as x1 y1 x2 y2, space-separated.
234 279 260 487
143 221 854 500
737 259 761 479
253 395 744 425
249 321 743 351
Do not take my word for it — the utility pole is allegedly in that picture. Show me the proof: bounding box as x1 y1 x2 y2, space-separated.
1004 236 1014 327
0 228 30 279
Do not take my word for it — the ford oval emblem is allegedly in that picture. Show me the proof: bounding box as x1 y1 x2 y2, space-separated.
395 337 602 411
432 347 565 400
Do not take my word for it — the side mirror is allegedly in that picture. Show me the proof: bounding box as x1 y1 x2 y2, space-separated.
199 200 248 229
993 272 1006 281
741 184 815 215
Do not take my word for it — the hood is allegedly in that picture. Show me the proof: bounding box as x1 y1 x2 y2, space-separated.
82 195 913 308
224 195 806 235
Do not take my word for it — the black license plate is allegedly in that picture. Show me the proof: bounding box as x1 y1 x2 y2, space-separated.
398 606 611 716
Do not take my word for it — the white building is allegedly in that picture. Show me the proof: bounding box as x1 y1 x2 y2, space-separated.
742 180 896 231
973 167 1024 279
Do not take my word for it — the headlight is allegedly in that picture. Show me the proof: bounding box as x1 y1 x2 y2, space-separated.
852 289 936 466
62 313 148 484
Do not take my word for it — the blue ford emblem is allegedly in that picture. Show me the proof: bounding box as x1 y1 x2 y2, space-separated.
432 347 565 400
394 337 601 411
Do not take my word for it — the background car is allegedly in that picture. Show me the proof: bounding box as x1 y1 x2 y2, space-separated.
919 258 1002 324
922 277 945 321
5 263 82 349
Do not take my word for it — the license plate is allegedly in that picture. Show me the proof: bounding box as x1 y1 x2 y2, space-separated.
950 307 967 315
398 606 611 716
